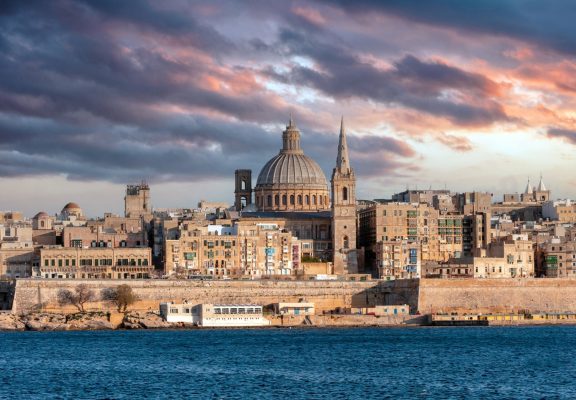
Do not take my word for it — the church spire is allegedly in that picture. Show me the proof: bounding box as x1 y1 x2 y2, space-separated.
537 174 547 191
336 116 351 174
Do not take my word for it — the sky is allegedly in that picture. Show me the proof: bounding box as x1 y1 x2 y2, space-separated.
1 0 576 217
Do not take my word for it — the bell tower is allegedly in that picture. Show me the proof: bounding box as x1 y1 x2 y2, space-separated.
234 169 253 211
331 117 357 275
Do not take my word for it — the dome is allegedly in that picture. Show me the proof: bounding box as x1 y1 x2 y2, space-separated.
253 117 330 212
256 153 327 189
256 117 328 190
33 211 49 219
63 202 81 210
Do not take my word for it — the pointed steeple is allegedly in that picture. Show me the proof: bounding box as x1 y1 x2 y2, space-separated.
524 177 532 194
336 116 351 174
537 174 547 191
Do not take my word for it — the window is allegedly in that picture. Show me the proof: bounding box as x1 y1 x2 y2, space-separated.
312 195 317 205
275 195 280 206
343 236 349 249
298 195 302 205
305 195 310 205
268 195 272 207
282 195 287 205
290 195 295 205
343 187 348 201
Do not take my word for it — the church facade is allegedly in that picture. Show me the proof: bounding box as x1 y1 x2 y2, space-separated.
234 117 358 274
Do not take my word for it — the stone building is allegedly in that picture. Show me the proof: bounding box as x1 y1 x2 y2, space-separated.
39 247 152 279
0 222 35 278
230 116 357 273
125 182 151 219
542 199 576 223
164 221 301 278
540 240 576 278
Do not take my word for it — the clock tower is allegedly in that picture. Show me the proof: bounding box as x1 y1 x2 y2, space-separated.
331 117 357 275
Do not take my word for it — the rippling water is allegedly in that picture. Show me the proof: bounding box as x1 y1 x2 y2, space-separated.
1 326 575 399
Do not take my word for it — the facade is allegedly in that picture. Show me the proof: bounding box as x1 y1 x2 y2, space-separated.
541 240 576 278
253 118 330 212
39 247 152 279
164 222 301 278
543 200 576 223
0 222 35 278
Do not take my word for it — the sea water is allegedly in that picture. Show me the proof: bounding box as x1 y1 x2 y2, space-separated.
1 326 575 399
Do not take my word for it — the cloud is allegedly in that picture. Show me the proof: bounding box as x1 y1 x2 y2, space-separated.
325 0 576 56
547 128 576 145
273 29 508 126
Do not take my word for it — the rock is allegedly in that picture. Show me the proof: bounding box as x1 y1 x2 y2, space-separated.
65 313 114 330
24 313 68 331
0 313 25 331
123 311 173 329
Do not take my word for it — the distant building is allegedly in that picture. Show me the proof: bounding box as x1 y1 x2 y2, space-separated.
38 246 152 279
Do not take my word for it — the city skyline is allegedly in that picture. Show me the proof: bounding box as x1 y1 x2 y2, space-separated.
1 1 575 216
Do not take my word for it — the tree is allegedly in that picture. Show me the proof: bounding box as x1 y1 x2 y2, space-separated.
57 284 96 313
101 284 138 313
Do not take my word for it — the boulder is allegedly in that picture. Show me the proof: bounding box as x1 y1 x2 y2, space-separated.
65 313 114 330
123 311 173 329
0 313 25 331
24 313 68 331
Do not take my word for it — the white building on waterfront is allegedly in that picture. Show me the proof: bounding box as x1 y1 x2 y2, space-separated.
159 303 270 327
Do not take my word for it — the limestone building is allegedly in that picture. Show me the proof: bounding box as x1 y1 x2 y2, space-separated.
125 182 151 219
39 246 152 279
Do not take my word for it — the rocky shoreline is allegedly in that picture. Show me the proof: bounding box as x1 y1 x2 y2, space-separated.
0 311 177 331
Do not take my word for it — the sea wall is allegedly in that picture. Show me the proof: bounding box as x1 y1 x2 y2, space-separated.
11 279 396 314
418 278 576 313
13 278 576 316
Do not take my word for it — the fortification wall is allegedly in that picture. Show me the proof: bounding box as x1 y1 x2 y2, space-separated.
14 278 575 316
418 278 576 313
11 279 388 314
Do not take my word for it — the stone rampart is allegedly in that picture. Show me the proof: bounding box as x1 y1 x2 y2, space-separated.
11 279 389 314
13 278 576 316
418 278 576 313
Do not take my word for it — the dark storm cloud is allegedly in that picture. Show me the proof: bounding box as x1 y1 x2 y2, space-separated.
326 0 576 56
547 128 576 145
0 0 418 184
275 30 508 126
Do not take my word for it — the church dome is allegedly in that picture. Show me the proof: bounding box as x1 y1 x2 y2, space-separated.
256 118 327 190
256 153 327 189
254 117 330 212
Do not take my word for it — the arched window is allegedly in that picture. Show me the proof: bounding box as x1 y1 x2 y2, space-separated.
298 195 302 205
343 187 348 201
242 180 247 190
305 195 310 205
320 196 323 205
312 195 317 205
343 236 349 249
268 195 273 207
325 196 329 206
282 195 287 205
275 195 279 206
40 221 45 228
290 195 295 205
